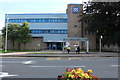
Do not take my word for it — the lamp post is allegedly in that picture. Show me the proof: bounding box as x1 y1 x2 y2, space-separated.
99 35 103 53
5 18 9 52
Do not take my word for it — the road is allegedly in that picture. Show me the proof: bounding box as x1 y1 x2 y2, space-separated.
0 57 119 79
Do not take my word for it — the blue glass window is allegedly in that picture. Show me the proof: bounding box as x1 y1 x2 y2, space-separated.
30 30 67 34
8 18 67 23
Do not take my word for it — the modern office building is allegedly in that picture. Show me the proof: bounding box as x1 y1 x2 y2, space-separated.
5 13 67 50
5 4 96 51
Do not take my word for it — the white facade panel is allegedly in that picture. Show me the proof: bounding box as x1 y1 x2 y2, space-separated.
6 13 67 19
32 34 67 42
29 23 67 29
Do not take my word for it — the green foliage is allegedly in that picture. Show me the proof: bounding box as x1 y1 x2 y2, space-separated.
16 22 32 50
83 2 120 47
2 23 20 39
2 23 21 49
2 22 32 50
17 22 32 44
0 34 2 49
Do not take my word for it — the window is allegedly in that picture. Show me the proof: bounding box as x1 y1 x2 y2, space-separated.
30 30 67 34
74 34 77 37
8 18 68 23
74 25 77 27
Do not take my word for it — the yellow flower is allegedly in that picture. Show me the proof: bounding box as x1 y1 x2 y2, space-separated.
88 69 92 73
68 74 74 78
77 68 84 73
75 71 80 74
71 70 75 73
68 74 72 78
81 73 85 77
85 73 90 78
71 75 75 78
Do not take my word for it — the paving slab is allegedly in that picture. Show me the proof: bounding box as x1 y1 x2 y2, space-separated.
0 51 119 57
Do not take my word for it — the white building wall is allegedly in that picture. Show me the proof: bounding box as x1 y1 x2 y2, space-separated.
29 23 67 29
6 13 67 19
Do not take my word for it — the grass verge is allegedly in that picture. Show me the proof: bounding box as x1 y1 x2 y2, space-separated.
0 50 36 53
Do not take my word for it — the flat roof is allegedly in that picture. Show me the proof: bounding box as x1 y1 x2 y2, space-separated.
68 4 82 5
5 13 67 15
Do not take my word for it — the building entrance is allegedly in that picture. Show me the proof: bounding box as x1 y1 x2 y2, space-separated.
47 42 63 50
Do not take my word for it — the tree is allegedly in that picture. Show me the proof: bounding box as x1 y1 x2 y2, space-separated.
2 23 20 49
2 22 32 50
16 22 32 50
0 32 3 49
83 2 120 48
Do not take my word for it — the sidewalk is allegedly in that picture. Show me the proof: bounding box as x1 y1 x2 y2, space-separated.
0 50 119 57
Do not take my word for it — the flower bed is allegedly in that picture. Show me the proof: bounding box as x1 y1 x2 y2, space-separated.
58 67 98 80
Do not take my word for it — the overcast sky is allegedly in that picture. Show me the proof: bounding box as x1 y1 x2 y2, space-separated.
0 0 90 31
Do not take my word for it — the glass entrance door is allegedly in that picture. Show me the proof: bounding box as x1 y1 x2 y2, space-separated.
47 42 62 50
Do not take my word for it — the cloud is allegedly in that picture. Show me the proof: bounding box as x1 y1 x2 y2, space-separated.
0 0 90 3
0 22 4 30
0 0 59 3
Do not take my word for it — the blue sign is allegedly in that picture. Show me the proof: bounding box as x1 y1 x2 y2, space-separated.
72 7 79 13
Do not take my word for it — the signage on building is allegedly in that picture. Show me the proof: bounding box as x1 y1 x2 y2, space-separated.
72 7 79 13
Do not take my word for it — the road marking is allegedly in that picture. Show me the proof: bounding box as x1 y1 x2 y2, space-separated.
69 57 81 60
111 65 120 67
46 58 60 60
0 57 32 58
0 61 22 63
0 72 18 77
0 65 4 67
21 61 36 64
30 66 85 68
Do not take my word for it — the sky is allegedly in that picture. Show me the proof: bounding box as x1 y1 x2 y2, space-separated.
0 0 90 31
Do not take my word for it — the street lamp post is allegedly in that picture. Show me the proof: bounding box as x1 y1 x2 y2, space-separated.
99 35 103 53
5 18 9 52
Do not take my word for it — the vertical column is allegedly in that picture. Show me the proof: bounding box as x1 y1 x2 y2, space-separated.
99 35 103 53
5 17 9 52
86 41 89 53
63 41 64 53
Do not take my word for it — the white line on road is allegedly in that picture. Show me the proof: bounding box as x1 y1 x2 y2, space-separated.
0 72 18 77
21 61 36 64
0 65 4 67
111 65 120 67
30 66 85 68
0 61 36 64
0 61 22 63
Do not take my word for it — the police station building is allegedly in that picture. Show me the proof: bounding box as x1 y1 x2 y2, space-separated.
5 4 96 51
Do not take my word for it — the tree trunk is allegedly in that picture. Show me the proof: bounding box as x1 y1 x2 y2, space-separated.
12 40 15 50
24 43 26 50
18 43 20 50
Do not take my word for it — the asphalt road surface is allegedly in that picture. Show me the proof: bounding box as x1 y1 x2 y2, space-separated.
0 57 119 79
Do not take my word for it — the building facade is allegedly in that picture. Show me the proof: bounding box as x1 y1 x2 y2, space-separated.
66 4 96 50
6 13 67 50
5 4 96 51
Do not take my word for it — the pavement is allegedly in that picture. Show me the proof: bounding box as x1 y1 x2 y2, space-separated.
0 50 119 57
